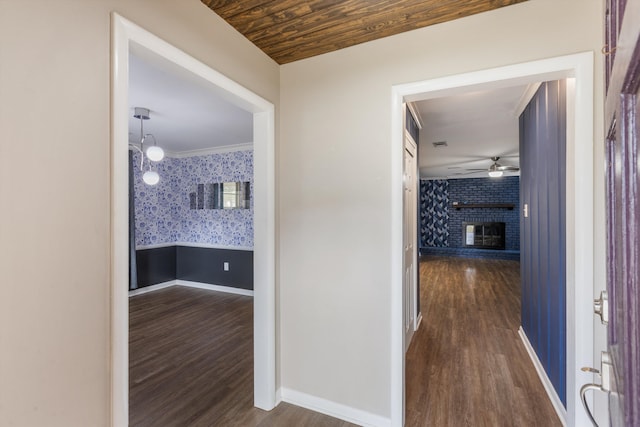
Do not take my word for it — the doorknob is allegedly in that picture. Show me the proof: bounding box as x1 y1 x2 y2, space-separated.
580 351 613 427
593 290 608 325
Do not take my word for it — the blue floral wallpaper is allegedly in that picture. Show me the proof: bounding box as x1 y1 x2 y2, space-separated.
132 150 253 248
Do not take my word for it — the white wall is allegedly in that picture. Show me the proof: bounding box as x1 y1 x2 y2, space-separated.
279 0 604 421
0 1 278 426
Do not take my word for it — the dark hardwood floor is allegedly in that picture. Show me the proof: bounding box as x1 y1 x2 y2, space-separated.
131 257 561 427
129 286 356 427
406 256 562 426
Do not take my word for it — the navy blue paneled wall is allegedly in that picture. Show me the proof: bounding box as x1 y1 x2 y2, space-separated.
520 80 567 405
420 176 520 260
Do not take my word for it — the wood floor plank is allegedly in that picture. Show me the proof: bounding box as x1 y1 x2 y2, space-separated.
406 256 562 426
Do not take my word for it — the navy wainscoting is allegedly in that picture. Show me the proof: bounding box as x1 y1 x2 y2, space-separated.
520 80 567 406
136 246 177 288
176 246 253 290
135 245 253 291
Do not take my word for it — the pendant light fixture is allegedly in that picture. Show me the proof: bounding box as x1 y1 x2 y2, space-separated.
130 107 165 185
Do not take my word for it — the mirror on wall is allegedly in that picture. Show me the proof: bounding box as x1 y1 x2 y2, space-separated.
189 181 250 210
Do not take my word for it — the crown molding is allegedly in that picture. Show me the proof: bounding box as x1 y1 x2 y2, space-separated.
165 143 253 158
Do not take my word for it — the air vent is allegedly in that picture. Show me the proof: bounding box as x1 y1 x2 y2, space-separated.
432 141 448 147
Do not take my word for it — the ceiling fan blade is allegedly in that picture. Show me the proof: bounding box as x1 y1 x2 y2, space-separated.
450 170 484 176
497 165 520 171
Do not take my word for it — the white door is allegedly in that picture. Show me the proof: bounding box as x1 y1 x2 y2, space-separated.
403 132 418 352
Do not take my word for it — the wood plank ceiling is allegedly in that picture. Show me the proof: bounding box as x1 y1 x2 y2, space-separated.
201 0 527 64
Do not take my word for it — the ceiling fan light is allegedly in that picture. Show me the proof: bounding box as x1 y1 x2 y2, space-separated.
146 145 165 162
488 170 503 178
143 170 160 185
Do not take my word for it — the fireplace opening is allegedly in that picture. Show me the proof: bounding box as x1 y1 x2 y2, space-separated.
462 222 506 250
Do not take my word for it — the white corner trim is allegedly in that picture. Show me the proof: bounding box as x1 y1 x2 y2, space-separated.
275 387 283 405
519 327 568 426
128 280 177 296
165 142 253 158
414 312 423 331
405 102 423 129
513 82 542 118
280 388 391 427
176 280 254 297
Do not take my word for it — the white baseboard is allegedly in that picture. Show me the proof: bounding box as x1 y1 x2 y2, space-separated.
414 312 423 331
518 327 567 426
128 280 254 297
128 280 175 296
176 280 254 297
275 387 283 405
280 388 391 427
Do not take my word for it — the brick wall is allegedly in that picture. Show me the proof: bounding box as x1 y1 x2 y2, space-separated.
420 176 520 259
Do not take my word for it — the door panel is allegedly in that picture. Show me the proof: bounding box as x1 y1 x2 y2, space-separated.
404 134 417 352
603 0 640 425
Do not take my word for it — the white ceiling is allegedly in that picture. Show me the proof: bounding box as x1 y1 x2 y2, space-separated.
415 84 531 179
128 51 253 154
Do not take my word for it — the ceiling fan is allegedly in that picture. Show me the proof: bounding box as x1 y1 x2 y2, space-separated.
452 156 520 178
486 156 519 177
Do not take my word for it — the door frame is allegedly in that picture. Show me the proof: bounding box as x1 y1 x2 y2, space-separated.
390 52 595 427
111 14 276 426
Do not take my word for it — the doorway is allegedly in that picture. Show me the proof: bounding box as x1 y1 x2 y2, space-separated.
111 13 276 425
391 52 596 427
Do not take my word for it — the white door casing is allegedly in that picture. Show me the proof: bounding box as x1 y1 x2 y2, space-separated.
111 13 276 426
391 52 595 427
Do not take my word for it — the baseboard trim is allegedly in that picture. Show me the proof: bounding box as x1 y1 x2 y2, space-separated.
414 312 423 331
128 280 254 297
176 280 254 297
518 327 567 426
128 280 175 296
280 388 391 427
275 387 283 405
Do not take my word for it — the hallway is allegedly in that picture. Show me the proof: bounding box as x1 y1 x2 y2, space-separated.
405 256 562 426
